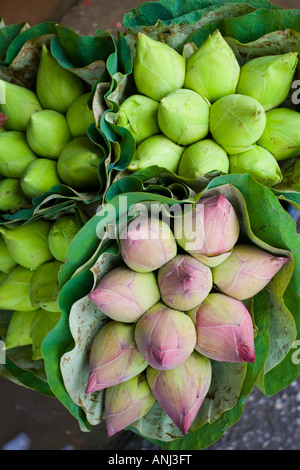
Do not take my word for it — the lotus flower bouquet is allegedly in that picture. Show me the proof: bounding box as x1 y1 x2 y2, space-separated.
1 0 300 452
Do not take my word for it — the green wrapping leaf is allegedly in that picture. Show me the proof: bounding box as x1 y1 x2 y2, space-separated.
42 174 298 448
123 0 279 30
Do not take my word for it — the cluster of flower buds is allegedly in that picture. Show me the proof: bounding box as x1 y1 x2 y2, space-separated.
0 214 81 360
117 30 300 187
0 44 100 212
87 195 289 436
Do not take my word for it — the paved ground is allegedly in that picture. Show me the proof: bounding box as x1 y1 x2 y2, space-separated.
1 0 300 452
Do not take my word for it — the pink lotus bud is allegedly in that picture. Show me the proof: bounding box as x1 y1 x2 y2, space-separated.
157 254 212 311
86 321 147 394
147 351 212 435
119 217 177 273
88 266 160 322
212 244 290 300
174 195 240 265
135 302 197 370
105 374 156 437
188 293 255 363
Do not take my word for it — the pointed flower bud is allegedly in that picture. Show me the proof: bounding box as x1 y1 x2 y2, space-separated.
158 89 210 146
0 178 31 212
57 136 103 191
105 374 156 437
118 94 160 145
86 321 147 394
210 94 266 155
0 79 42 131
185 30 240 103
30 260 62 312
128 134 184 173
188 293 255 363
0 265 36 311
212 244 290 300
236 52 298 111
0 235 17 273
174 195 240 266
133 33 186 102
120 217 177 273
66 92 95 137
257 108 300 161
157 254 212 311
229 145 282 187
89 266 160 323
0 111 7 130
135 302 196 370
48 215 81 262
0 131 37 178
0 219 53 270
147 351 212 435
36 45 85 114
26 110 72 159
20 158 61 199
178 139 229 179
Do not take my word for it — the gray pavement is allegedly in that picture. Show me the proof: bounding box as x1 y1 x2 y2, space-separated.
1 0 300 451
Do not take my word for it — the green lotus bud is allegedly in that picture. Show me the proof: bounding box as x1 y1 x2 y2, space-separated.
185 30 240 103
117 94 160 145
128 134 184 173
229 145 283 187
119 217 177 273
30 260 62 312
178 139 229 179
5 309 38 349
157 254 212 311
135 302 197 370
48 215 81 262
89 266 160 323
26 110 72 159
147 351 212 435
236 52 298 111
257 108 300 161
133 33 186 102
212 244 289 300
20 158 61 199
157 89 210 146
0 235 17 273
0 79 42 131
0 131 37 177
0 178 31 212
36 45 86 114
57 136 102 191
0 219 53 270
29 308 61 361
105 374 156 437
0 265 36 311
86 321 147 394
210 94 267 154
66 92 95 137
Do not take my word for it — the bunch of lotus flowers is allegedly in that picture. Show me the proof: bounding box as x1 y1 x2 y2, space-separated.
86 195 289 436
116 30 300 187
0 214 81 360
0 44 101 213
